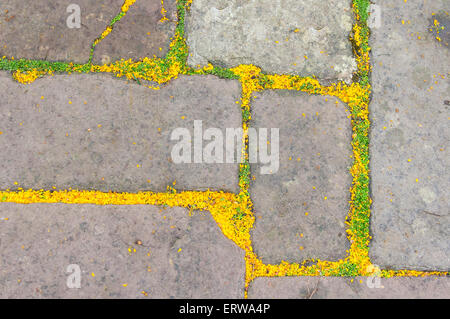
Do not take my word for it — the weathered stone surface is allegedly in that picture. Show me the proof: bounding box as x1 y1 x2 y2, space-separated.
429 11 450 46
250 91 352 264
0 73 241 193
369 0 450 271
0 203 245 298
186 0 356 83
0 0 123 63
92 0 177 64
248 277 450 299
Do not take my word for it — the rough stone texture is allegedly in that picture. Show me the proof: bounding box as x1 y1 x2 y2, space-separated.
0 0 123 63
186 0 356 83
429 11 450 46
250 91 352 264
0 73 241 193
92 0 177 64
369 0 450 271
248 277 450 299
0 203 245 298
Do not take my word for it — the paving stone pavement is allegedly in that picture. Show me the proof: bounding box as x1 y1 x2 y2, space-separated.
0 72 241 193
0 203 245 298
92 0 177 64
369 0 450 271
250 91 352 264
0 0 449 300
248 277 450 299
0 0 124 63
186 0 356 83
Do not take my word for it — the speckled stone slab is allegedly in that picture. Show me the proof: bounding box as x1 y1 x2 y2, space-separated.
369 0 450 271
0 0 123 63
0 203 245 298
249 90 352 264
0 73 241 193
92 0 177 64
186 0 356 83
248 277 450 299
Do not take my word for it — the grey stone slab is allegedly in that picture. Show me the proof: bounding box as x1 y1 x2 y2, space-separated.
0 0 123 63
248 276 450 299
186 0 356 83
430 12 450 46
0 73 241 193
369 0 450 271
0 203 245 298
92 0 177 64
250 91 352 264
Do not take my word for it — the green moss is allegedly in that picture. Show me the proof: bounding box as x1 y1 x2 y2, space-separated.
336 261 360 276
210 66 240 79
242 109 251 122
232 207 246 220
258 74 274 88
354 0 370 24
239 160 251 190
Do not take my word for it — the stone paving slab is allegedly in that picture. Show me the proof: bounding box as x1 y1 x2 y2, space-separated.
250 91 352 264
0 203 245 298
92 0 177 64
186 0 356 83
248 276 450 299
432 12 450 46
369 0 450 271
0 0 123 63
0 73 241 193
